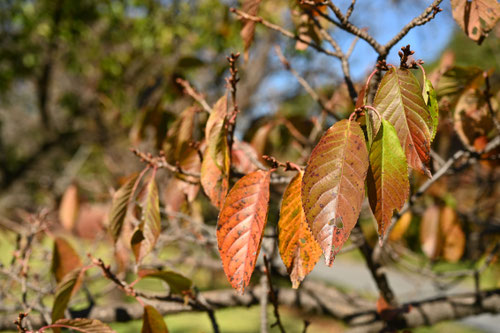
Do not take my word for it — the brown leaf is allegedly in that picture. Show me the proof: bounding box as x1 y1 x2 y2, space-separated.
141 305 169 333
109 173 139 243
278 171 321 288
302 119 369 266
217 170 271 293
241 0 262 61
59 184 79 231
51 318 115 333
451 0 500 44
51 237 82 283
440 206 465 262
420 205 441 260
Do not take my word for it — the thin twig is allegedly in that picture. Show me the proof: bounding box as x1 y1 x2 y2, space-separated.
263 255 286 333
176 78 212 114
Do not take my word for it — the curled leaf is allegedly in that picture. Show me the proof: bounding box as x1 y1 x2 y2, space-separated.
141 305 169 333
138 269 192 295
451 0 500 44
302 119 369 266
50 318 115 333
109 173 139 243
217 170 271 293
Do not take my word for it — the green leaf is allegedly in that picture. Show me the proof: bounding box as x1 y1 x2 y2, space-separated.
302 119 369 266
373 67 433 177
138 269 192 295
367 119 409 239
109 173 139 243
424 79 439 142
52 268 85 326
48 318 115 333
141 305 169 333
132 172 161 262
278 171 321 288
51 237 82 283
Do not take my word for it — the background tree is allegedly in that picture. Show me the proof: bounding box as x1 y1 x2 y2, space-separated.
0 0 499 332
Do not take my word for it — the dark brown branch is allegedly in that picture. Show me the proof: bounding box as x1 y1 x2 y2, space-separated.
263 255 286 333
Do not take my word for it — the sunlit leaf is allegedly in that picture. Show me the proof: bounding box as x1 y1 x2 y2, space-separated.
367 119 409 239
424 79 439 142
440 206 465 262
59 184 79 232
141 305 169 333
51 237 82 283
138 269 192 295
49 318 115 333
217 170 271 293
278 171 321 288
131 172 161 262
389 211 412 242
302 119 369 266
205 95 227 140
420 205 441 260
241 0 262 61
52 268 85 325
373 67 433 177
451 0 500 44
109 173 139 243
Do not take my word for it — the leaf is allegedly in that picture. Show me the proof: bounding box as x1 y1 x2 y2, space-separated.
51 237 82 283
109 173 139 243
171 147 201 201
131 172 161 262
454 87 497 151
302 119 369 266
163 106 196 163
59 184 79 231
389 211 412 242
138 269 192 295
217 170 271 293
278 171 321 288
451 0 500 44
205 95 227 140
437 66 483 104
420 205 441 260
440 206 465 262
49 318 115 333
241 0 262 61
373 67 433 177
141 305 169 333
367 119 409 239
232 140 259 174
52 268 85 325
424 79 439 142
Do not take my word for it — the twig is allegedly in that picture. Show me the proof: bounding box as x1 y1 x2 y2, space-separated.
274 45 339 120
226 53 240 152
176 78 212 114
263 255 286 333
131 148 200 179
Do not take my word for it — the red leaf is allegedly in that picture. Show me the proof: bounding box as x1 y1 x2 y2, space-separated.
302 119 369 266
373 67 433 177
278 171 321 288
217 170 271 293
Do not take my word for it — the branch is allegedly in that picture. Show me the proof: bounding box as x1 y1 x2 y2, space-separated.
383 1 443 54
230 8 341 58
176 78 213 114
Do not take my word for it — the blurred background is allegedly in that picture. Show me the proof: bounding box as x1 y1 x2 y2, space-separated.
0 0 499 332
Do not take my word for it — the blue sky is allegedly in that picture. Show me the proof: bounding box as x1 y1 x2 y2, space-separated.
251 0 456 118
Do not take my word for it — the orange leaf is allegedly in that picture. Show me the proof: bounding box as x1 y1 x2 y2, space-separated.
302 119 369 266
217 170 271 293
59 184 79 231
389 211 412 242
440 206 465 262
278 171 321 288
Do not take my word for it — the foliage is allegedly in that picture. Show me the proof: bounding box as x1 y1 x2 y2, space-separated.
0 0 499 332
